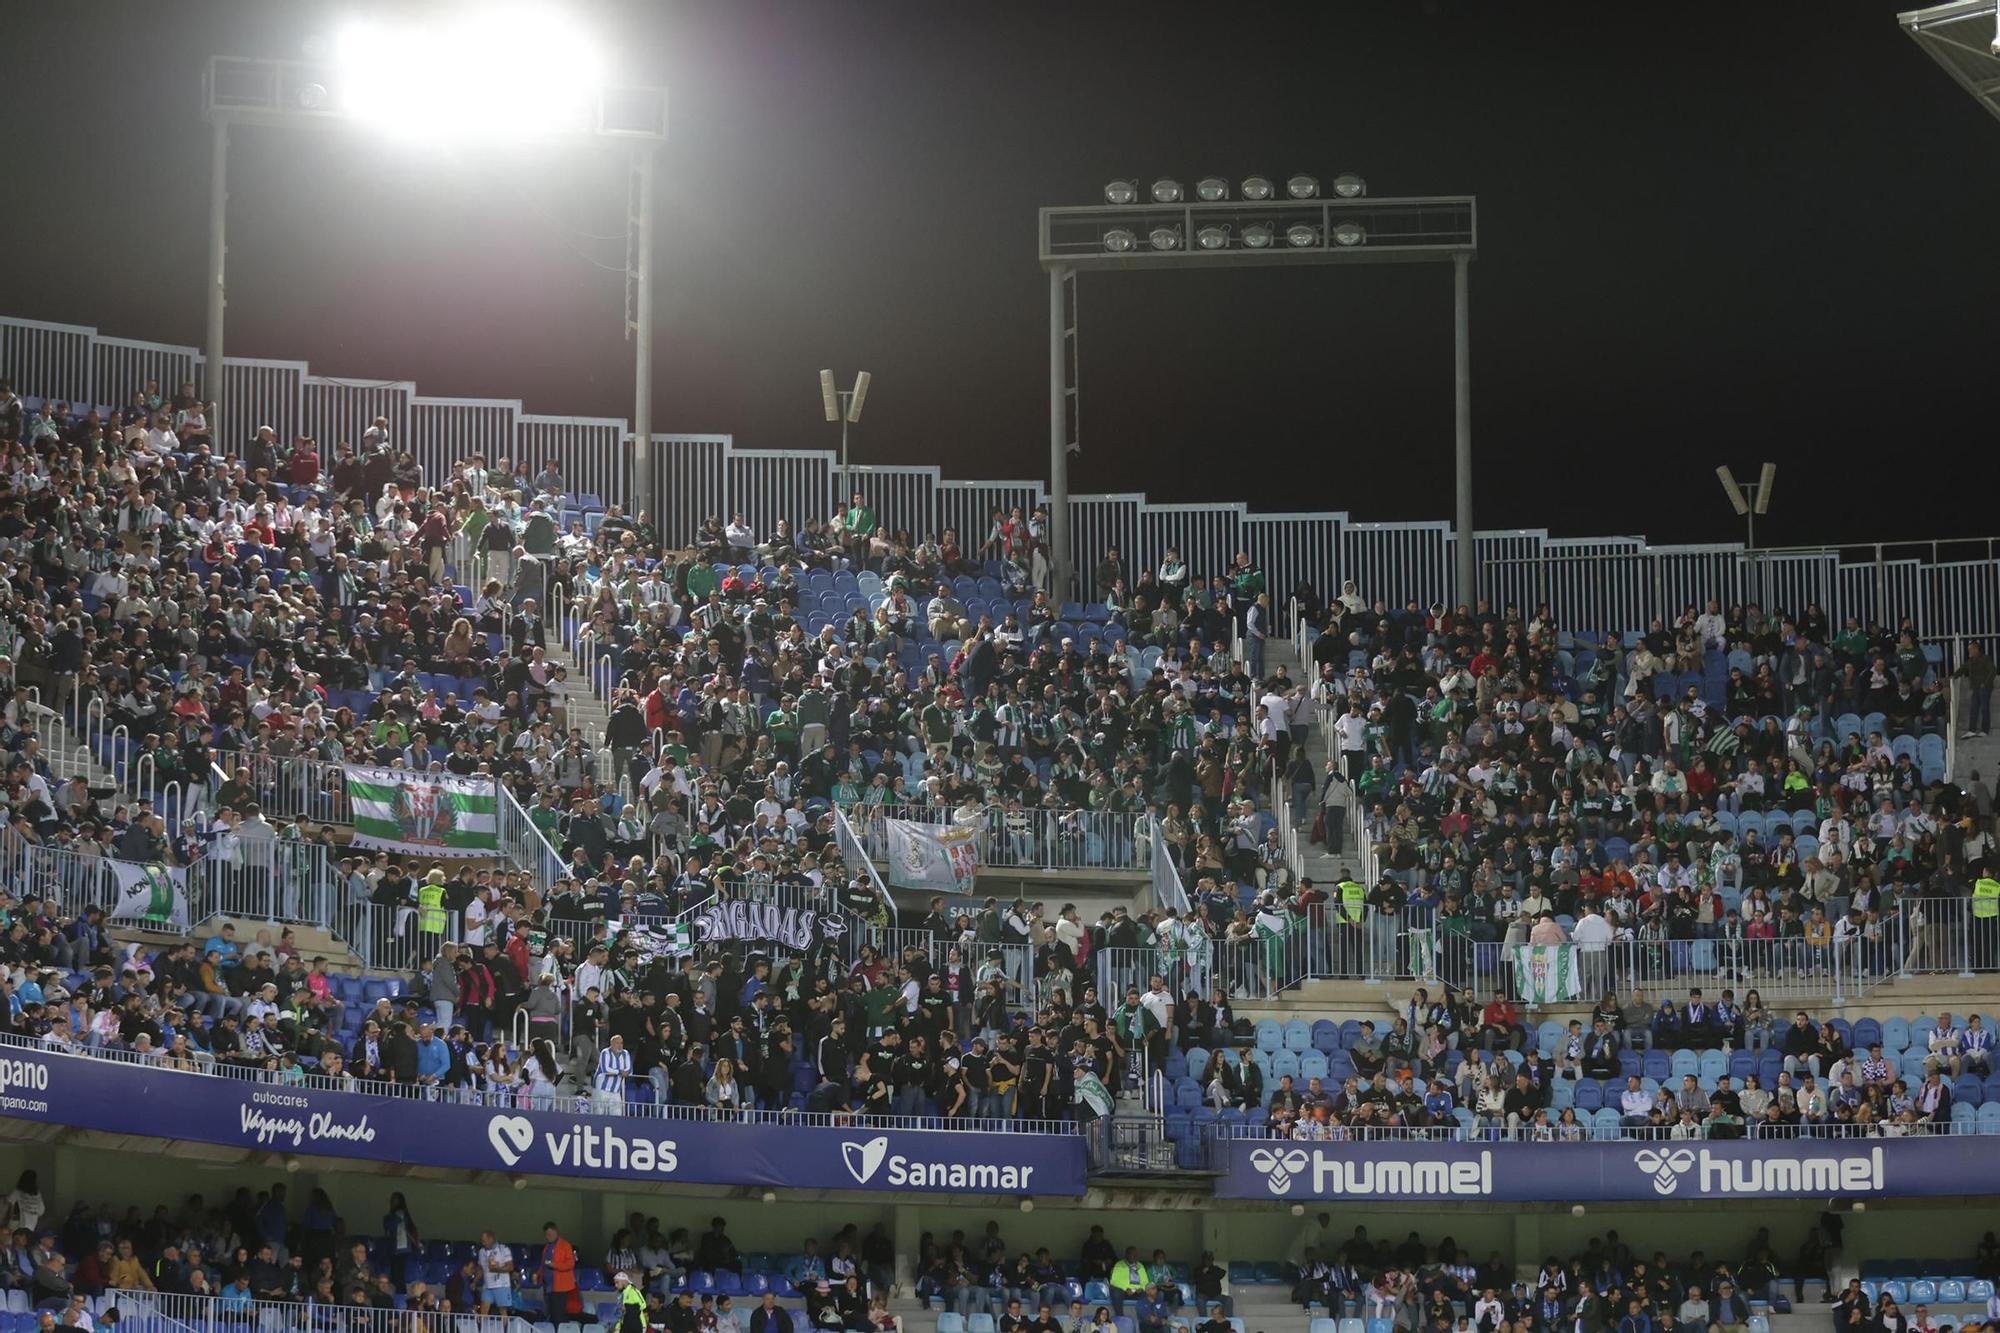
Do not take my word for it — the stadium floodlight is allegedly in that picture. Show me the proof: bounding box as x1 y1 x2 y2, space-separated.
1040 179 1477 601
1716 466 1748 516
1104 179 1138 205
821 371 873 476
1716 463 1777 548
201 16 666 517
333 7 607 140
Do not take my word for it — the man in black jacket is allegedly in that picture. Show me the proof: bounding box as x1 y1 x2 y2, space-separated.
748 1292 794 1333
383 1020 420 1090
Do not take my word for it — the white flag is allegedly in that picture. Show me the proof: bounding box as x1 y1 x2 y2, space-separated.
106 861 187 930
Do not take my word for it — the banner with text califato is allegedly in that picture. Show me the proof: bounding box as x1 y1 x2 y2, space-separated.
1216 1136 1998 1202
345 766 498 857
0 1047 1085 1196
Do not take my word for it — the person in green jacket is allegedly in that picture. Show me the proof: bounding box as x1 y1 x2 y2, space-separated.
843 492 876 569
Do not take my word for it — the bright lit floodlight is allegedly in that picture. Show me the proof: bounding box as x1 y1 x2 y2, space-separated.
335 6 606 139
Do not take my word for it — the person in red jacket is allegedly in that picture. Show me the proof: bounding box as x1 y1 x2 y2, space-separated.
541 1223 579 1319
1479 991 1522 1052
644 675 676 734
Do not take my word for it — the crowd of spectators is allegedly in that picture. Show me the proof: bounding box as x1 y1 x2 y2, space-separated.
0 386 1261 1124
1290 591 1992 993
13 1171 2000 1333
1159 979 2000 1145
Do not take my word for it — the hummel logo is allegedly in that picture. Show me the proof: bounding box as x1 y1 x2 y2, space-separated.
1632 1147 1696 1195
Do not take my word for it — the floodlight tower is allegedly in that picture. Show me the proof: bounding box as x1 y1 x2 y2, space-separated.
1040 174 1477 604
1715 463 1777 549
819 369 872 476
200 12 667 502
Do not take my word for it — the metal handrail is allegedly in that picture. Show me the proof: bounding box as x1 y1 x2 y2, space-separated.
2 1031 1080 1135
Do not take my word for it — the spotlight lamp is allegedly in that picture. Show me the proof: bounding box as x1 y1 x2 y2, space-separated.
1240 175 1274 201
1195 176 1229 202
1286 173 1319 199
1150 178 1184 204
1103 228 1137 253
1331 221 1366 246
1195 225 1229 250
1241 223 1274 249
1285 223 1318 248
1147 225 1181 251
1104 180 1138 206
1332 173 1367 198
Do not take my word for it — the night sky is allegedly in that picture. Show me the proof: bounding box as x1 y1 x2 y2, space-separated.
4 1 1996 549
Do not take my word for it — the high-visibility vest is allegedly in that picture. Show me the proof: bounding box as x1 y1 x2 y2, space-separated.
418 882 448 935
1340 880 1367 923
1975 879 2000 920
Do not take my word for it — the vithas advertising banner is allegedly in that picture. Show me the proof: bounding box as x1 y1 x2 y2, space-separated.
0 1046 1087 1196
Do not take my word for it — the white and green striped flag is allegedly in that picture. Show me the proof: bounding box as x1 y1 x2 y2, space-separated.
1405 926 1435 980
1074 1069 1114 1120
1513 943 1581 1004
345 766 498 857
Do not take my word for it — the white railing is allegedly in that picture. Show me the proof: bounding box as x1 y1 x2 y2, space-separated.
494 779 566 891
4 1033 1077 1135
343 903 464 972
832 805 897 925
1149 819 1191 914
1199 1118 2000 1145
843 803 1149 872
110 1289 538 1333
1093 907 1886 1004
12 313 2000 637
0 836 349 934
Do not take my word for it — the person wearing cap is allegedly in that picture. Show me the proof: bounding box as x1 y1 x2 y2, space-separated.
613 1271 645 1333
